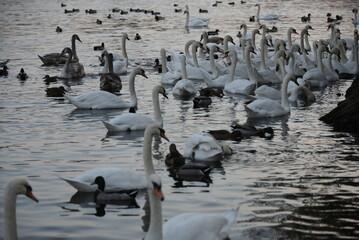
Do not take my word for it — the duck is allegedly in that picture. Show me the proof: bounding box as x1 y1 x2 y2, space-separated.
102 85 167 132
155 15 165 21
199 87 224 98
100 52 122 93
64 67 147 109
184 5 209 28
165 143 213 180
94 42 105 51
134 33 141 40
4 179 39 240
43 75 58 84
0 65 9 76
244 72 296 118
45 86 67 97
154 58 162 73
172 55 197 98
207 29 219 35
207 129 242 141
56 26 62 32
231 123 274 138
184 132 226 161
59 47 85 79
86 9 97 14
96 19 102 24
141 125 238 240
38 34 82 66
91 176 138 205
16 68 28 80
199 8 208 13
301 13 311 23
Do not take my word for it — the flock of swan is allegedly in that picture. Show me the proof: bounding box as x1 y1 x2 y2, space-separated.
3 3 359 240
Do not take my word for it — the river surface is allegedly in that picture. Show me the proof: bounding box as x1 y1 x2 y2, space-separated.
1 0 359 239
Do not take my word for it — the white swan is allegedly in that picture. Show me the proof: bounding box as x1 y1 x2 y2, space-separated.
184 5 209 28
324 47 340 82
112 33 130 67
255 3 279 20
102 85 168 132
64 67 147 109
59 47 85 79
160 48 181 85
245 72 295 118
172 55 197 97
224 50 256 95
184 132 225 161
303 45 329 87
60 125 170 193
4 179 39 240
38 34 81 66
257 38 282 84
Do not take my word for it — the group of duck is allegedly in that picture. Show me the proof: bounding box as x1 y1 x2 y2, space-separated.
3 3 359 240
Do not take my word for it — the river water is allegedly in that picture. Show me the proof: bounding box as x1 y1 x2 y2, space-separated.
0 0 358 239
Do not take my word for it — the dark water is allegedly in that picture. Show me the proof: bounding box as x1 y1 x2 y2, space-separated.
0 0 358 239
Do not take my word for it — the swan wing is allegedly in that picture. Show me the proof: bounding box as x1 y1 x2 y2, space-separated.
103 113 156 132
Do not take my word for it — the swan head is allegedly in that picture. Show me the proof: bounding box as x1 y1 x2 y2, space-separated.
72 34 82 43
122 33 130 41
91 176 106 191
7 179 39 203
133 67 148 79
158 85 168 99
147 173 164 201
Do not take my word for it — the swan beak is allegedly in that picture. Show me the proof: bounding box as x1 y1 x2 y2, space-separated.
141 72 148 79
26 190 39 203
162 92 168 99
154 185 165 201
160 132 169 142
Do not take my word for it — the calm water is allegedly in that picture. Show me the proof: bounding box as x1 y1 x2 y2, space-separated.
1 0 359 239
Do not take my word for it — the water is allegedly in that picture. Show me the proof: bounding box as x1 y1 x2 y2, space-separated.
1 0 359 239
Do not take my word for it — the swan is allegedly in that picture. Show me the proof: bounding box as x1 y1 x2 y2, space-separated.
184 5 209 28
256 38 282 83
112 33 130 66
352 8 359 24
59 47 85 79
342 33 359 75
160 48 181 85
172 55 197 98
296 28 316 70
303 45 330 87
255 3 279 21
38 34 82 66
100 52 122 93
245 72 295 118
323 47 340 82
4 179 39 240
196 45 224 81
183 132 226 161
64 67 147 109
102 85 168 132
142 126 239 240
224 50 257 95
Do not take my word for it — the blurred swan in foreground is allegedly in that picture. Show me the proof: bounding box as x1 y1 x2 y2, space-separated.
4 179 39 240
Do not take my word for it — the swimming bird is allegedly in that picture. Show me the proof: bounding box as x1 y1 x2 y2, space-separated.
94 42 105 51
102 85 168 132
45 86 67 97
134 33 141 40
56 26 62 32
255 3 279 20
0 65 9 76
231 123 274 138
59 47 85 79
91 176 138 205
43 75 58 84
184 5 209 28
38 34 82 66
16 68 28 80
207 129 242 141
100 52 122 93
4 179 39 240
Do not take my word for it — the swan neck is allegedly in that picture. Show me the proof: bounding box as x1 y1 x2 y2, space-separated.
61 50 72 77
72 37 79 62
192 43 199 67
260 39 267 70
4 186 18 240
108 56 114 73
160 49 168 73
245 47 255 82
184 41 193 60
180 56 188 79
287 29 293 48
281 74 291 111
317 47 325 73
121 35 128 62
152 88 162 125
300 31 306 56
128 70 138 107
146 188 163 240
228 53 237 83
256 5 260 19
209 46 219 77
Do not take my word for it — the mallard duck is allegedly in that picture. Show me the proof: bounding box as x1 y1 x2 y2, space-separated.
56 26 62 33
207 129 242 141
207 29 219 35
198 87 224 98
100 52 122 93
134 33 141 40
16 68 28 80
91 176 138 205
165 143 186 168
231 123 274 138
38 34 82 66
96 19 102 24
0 65 9 76
43 75 58 84
193 95 212 108
45 86 67 97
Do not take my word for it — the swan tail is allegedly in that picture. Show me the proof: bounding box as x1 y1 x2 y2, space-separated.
220 205 240 239
102 120 127 132
59 176 97 192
